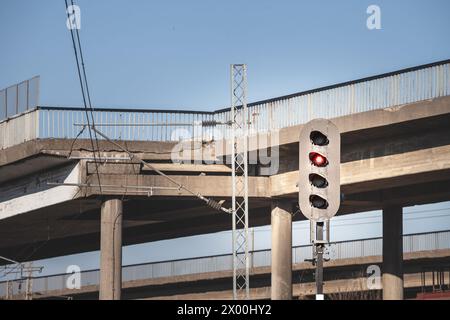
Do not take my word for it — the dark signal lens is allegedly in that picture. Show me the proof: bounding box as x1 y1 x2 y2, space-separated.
310 131 329 146
309 174 328 188
309 152 328 167
310 195 328 209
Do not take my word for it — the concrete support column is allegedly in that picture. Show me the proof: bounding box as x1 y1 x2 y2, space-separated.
100 198 123 300
271 200 292 300
382 206 404 300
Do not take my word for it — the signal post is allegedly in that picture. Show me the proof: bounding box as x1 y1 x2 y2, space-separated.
298 119 341 300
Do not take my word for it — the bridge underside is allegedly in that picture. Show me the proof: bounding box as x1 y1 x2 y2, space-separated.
1 97 450 263
22 249 450 300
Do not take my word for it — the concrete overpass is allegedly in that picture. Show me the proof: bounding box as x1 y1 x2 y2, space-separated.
1 230 449 300
1 59 450 299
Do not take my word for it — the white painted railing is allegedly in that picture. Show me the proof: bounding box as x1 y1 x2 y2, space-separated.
0 60 449 149
0 229 449 297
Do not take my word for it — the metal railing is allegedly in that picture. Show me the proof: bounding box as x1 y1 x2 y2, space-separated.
37 107 215 142
217 59 450 137
0 76 40 122
1 229 449 297
1 59 449 150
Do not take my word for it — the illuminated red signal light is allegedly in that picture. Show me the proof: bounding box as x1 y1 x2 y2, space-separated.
309 152 328 167
299 119 341 221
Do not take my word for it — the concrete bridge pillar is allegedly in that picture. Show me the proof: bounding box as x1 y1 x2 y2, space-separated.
271 200 292 300
382 205 404 300
99 198 123 300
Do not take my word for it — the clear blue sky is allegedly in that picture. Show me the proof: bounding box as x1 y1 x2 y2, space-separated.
1 0 450 276
1 0 450 110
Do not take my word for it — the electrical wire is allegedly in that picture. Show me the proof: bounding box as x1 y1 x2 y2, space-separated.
70 0 102 163
218 210 450 234
0 185 87 280
64 1 229 214
1 2 230 280
0 0 109 279
90 126 232 214
3 0 448 282
64 0 103 195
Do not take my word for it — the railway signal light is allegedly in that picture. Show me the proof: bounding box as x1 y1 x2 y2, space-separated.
309 152 328 167
310 131 329 146
299 119 341 221
309 174 328 188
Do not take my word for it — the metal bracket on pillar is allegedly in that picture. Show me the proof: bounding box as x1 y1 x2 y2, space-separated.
46 182 180 196
309 220 330 244
309 220 331 300
231 64 250 300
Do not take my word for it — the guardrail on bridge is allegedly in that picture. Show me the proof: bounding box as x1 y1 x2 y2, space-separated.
1 60 449 148
0 229 449 297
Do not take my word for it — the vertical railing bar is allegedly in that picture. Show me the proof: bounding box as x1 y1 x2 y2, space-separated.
58 110 61 138
150 112 153 140
15 83 19 115
127 112 130 140
157 112 160 141
3 89 5 119
26 80 30 111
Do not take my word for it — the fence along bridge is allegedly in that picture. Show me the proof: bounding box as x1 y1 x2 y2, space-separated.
1 60 450 149
1 229 449 299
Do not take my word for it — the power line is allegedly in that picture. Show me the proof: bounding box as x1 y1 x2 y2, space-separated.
70 0 102 162
0 187 87 280
65 0 103 195
323 206 450 223
0 0 107 280
2 2 232 281
4 209 447 279
90 126 231 213
218 211 450 234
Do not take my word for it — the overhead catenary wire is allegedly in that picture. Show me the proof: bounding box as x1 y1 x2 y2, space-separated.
0 2 232 281
64 0 103 195
90 126 232 214
218 209 450 234
4 1 447 284
0 0 113 277
70 0 102 158
65 0 229 214
72 120 231 127
0 186 87 280
1 204 448 279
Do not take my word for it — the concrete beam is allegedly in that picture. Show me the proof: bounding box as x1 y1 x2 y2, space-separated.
382 206 404 300
139 272 431 300
214 96 450 154
141 163 231 173
2 96 449 179
85 173 269 198
270 145 450 197
0 163 82 220
87 162 231 175
99 199 123 300
83 143 450 200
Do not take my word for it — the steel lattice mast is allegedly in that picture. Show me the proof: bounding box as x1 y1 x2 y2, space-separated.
230 64 250 300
